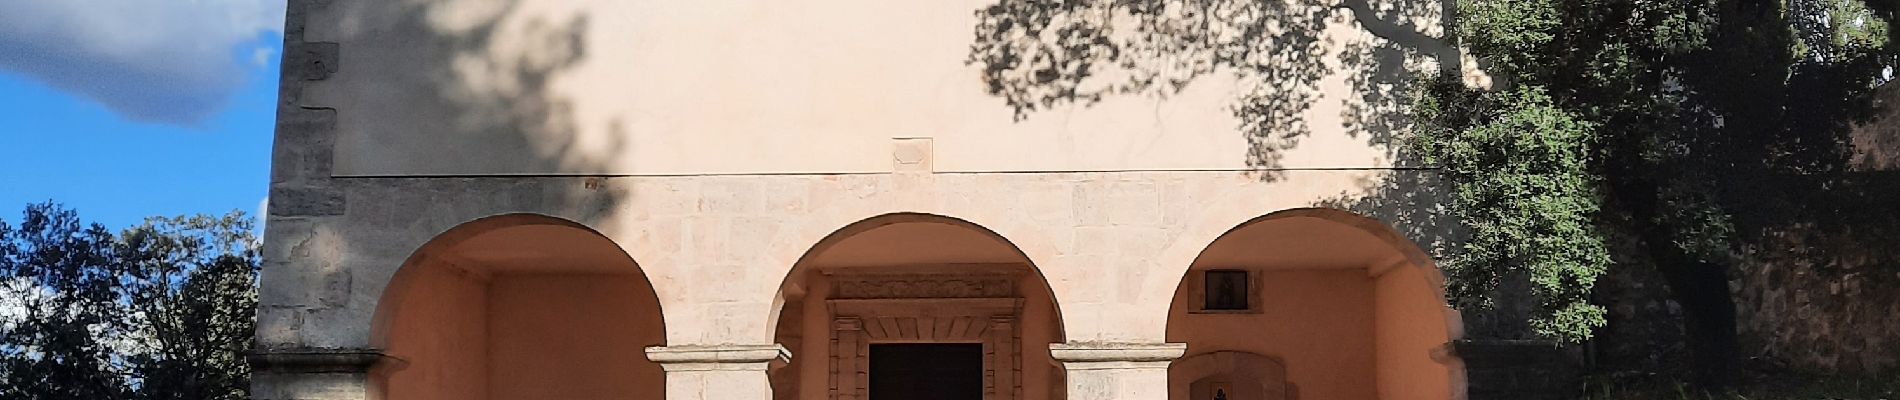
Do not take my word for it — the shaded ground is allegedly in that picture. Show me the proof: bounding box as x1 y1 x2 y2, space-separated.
1586 371 1900 400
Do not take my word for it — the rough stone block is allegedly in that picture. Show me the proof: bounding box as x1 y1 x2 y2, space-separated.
1071 184 1112 227
270 107 337 183
271 186 346 217
254 306 305 349
286 42 339 82
251 371 368 400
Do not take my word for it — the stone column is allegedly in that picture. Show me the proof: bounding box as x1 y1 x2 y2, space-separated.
1050 342 1186 400
988 315 1019 400
647 344 792 400
831 317 865 400
247 348 389 400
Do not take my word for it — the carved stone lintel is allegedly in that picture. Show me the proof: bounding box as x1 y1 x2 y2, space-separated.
823 264 1025 299
249 348 394 373
832 276 1015 299
646 344 792 372
829 298 1023 317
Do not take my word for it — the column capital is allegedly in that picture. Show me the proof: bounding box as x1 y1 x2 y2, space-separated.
1049 342 1186 364
248 347 396 373
645 344 792 371
1054 343 1181 400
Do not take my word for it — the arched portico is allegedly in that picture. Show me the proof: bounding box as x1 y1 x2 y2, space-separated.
768 213 1068 400
370 214 667 400
1165 208 1462 400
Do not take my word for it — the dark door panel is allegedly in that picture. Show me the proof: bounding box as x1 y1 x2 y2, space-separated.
869 344 984 400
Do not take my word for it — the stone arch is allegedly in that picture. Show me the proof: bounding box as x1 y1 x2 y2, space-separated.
767 212 1068 400
370 213 667 400
765 212 1065 334
1170 351 1291 400
760 202 1067 336
1163 207 1461 400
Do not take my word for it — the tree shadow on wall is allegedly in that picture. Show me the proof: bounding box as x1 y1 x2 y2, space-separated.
967 0 1458 180
272 0 660 393
964 0 1508 334
271 0 651 356
382 0 625 174
1335 0 1457 151
296 0 634 220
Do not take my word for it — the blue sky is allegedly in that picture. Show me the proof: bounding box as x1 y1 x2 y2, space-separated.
0 1 285 230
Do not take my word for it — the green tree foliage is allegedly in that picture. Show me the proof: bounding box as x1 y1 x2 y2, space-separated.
1422 0 1897 388
1413 85 1610 341
0 203 129 399
0 202 257 400
118 213 259 400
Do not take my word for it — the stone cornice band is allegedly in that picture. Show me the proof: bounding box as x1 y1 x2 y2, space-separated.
249 348 396 373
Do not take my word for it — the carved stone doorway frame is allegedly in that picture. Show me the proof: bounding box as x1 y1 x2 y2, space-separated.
822 265 1026 400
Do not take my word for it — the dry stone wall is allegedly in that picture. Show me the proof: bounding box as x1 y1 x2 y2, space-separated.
1736 229 1900 374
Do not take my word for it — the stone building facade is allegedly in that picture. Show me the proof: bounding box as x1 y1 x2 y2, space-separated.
252 1 1507 400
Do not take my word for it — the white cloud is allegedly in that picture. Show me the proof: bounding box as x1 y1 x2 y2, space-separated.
255 196 269 236
253 46 278 67
0 0 287 126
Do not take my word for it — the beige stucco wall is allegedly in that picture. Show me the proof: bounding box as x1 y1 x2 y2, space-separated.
302 0 1448 176
259 0 1471 398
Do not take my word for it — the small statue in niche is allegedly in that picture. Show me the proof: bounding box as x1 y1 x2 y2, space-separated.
1210 381 1234 400
1205 270 1248 310
1214 278 1238 308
